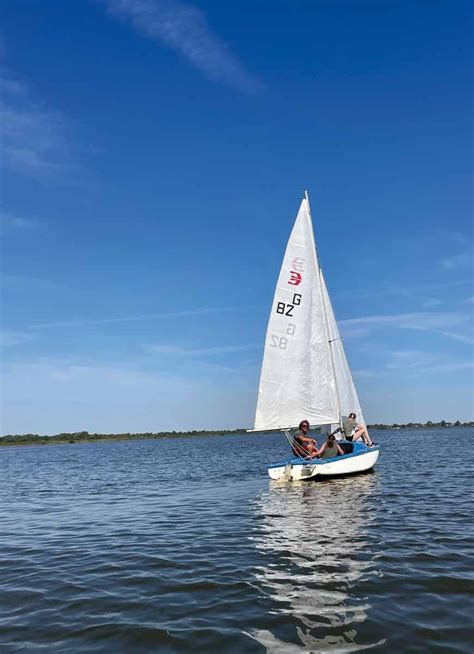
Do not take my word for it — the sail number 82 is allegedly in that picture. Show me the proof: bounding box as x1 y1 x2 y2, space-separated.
269 335 288 350
269 323 296 350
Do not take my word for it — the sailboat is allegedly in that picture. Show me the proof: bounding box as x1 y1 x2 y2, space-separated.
249 192 379 481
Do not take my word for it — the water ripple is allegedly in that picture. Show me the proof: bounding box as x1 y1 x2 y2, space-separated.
0 429 473 652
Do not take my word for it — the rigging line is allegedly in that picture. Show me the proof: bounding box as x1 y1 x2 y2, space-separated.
284 431 306 459
284 430 317 460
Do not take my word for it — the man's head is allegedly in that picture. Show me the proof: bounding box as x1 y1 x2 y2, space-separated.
327 434 336 445
299 420 310 432
348 412 356 420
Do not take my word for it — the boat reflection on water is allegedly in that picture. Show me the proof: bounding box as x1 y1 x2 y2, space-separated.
249 473 386 652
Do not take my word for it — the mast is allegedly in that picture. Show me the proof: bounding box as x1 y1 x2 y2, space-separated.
304 189 343 430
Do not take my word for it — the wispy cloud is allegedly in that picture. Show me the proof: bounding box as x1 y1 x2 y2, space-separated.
147 343 257 357
352 369 377 379
443 229 472 247
416 361 474 375
383 348 474 378
0 211 42 232
341 311 466 330
340 310 473 345
440 250 473 271
104 0 262 92
1 274 60 292
0 331 35 348
1 356 253 433
385 349 439 371
340 325 372 340
437 331 474 345
337 279 472 303
0 70 71 179
422 298 442 309
360 346 473 380
29 305 258 329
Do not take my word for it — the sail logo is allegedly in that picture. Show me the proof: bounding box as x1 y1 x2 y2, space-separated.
288 271 302 285
291 257 305 271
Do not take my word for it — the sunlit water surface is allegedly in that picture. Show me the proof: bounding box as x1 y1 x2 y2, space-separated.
1 429 473 653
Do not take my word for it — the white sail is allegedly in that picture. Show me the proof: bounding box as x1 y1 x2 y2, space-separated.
321 272 366 426
253 198 339 430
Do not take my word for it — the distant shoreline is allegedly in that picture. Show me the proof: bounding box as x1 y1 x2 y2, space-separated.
0 429 243 447
1 422 472 447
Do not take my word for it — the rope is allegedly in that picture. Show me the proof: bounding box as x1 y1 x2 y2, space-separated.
284 430 314 459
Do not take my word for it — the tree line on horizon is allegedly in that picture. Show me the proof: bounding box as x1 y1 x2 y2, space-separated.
0 420 473 446
367 420 472 429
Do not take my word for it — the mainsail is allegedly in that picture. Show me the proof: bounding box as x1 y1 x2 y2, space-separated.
253 196 340 430
253 193 365 431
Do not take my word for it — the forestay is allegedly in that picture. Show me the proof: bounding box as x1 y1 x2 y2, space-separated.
253 198 340 430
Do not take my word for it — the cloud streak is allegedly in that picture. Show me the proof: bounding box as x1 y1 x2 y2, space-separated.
387 352 474 375
1 355 253 433
355 346 473 382
29 305 259 329
1 274 61 292
147 343 257 357
440 251 473 271
337 279 472 305
0 331 35 348
1 70 72 179
104 0 261 92
340 310 473 345
415 361 474 375
340 311 467 330
0 211 42 231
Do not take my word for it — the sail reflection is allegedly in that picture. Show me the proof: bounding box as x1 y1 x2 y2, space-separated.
249 474 385 652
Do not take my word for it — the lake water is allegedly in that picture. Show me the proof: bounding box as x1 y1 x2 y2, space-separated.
1 429 473 653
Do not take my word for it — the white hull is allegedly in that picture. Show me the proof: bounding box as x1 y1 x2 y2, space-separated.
268 446 379 481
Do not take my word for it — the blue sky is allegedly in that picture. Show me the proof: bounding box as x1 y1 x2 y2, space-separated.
1 0 473 434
